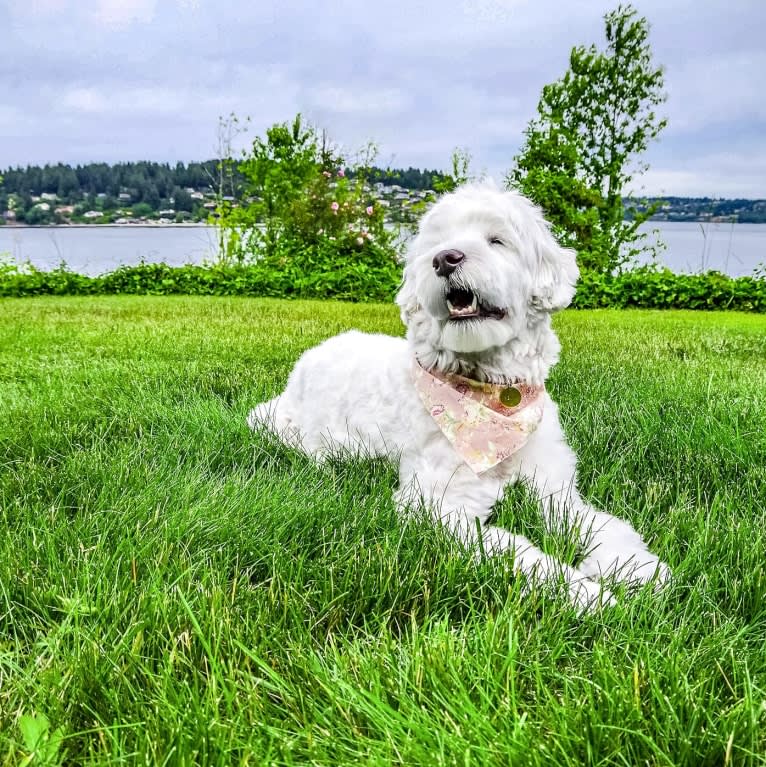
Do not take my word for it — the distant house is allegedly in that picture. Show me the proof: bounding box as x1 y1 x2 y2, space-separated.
55 205 75 215
96 193 107 199
159 209 176 216
34 202 51 212
83 210 102 219
190 191 204 200
41 192 58 201
118 193 132 202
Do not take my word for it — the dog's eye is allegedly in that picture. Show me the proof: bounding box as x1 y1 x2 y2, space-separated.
488 236 505 247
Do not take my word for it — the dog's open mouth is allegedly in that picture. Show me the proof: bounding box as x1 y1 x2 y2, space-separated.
446 287 506 321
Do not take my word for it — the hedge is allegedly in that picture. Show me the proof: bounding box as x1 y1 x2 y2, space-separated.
2 261 765 312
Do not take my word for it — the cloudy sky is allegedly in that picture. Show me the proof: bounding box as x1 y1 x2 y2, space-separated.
3 0 764 197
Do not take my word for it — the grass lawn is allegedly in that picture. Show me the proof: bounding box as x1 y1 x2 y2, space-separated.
1 296 766 766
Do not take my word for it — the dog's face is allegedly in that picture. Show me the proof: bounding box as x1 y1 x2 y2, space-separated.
397 183 579 354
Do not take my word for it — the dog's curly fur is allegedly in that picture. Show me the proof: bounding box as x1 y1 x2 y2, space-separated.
249 181 669 610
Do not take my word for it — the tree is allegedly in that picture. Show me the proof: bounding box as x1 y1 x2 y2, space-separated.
173 187 194 212
508 4 666 272
215 113 401 302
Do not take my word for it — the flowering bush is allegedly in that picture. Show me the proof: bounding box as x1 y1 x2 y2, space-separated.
215 115 401 296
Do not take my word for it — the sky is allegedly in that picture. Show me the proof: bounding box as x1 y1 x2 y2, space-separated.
2 0 765 198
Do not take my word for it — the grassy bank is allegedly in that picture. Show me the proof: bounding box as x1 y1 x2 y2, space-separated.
1 296 765 765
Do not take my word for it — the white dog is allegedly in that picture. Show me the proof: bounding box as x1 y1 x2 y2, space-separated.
249 182 669 609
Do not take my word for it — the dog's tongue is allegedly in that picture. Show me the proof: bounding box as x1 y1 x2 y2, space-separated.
447 288 478 317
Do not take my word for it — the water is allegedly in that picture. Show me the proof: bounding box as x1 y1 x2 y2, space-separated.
635 221 765 276
1 221 764 278
0 225 220 277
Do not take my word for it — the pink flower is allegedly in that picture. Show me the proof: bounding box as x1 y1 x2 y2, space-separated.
322 171 332 178
330 201 339 212
337 168 345 177
431 405 445 416
366 205 374 216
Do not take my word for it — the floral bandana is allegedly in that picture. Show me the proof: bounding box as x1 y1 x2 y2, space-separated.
413 360 545 474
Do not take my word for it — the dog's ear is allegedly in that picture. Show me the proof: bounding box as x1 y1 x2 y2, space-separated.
530 219 579 312
395 234 424 326
395 264 420 326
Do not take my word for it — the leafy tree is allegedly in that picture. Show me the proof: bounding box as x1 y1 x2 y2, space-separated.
132 202 154 218
508 4 667 272
173 187 194 212
215 114 402 302
23 205 53 225
217 114 397 263
433 148 474 194
142 184 160 209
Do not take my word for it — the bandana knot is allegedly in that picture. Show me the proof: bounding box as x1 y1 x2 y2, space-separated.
413 360 545 474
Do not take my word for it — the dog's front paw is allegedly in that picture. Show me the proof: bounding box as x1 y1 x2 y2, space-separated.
580 550 671 591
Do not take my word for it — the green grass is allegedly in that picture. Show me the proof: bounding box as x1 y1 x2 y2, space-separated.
1 296 765 766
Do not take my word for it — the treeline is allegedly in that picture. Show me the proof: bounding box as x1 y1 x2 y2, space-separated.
363 167 446 190
0 161 444 199
0 160 227 224
0 160 448 225
3 160 765 225
0 161 220 199
640 197 766 224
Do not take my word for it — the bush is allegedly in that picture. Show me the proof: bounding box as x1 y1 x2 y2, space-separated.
0 257 402 303
573 266 766 312
216 115 401 276
3 260 766 313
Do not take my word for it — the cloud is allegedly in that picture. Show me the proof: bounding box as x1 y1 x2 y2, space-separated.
59 86 186 115
641 152 766 199
92 0 156 27
665 50 766 135
1 0 764 197
309 85 410 115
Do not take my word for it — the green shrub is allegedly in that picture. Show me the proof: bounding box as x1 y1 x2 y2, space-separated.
0 256 402 303
2 260 766 313
216 115 401 281
573 266 766 312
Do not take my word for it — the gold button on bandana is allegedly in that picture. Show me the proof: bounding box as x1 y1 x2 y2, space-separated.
499 386 522 408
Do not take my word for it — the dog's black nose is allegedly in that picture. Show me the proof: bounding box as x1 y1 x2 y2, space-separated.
432 249 465 277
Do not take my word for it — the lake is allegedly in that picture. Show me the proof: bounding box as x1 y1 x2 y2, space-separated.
1 221 764 278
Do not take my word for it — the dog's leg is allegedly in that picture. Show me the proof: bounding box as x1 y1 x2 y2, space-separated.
247 395 306 450
247 396 282 431
519 450 670 589
395 462 613 612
